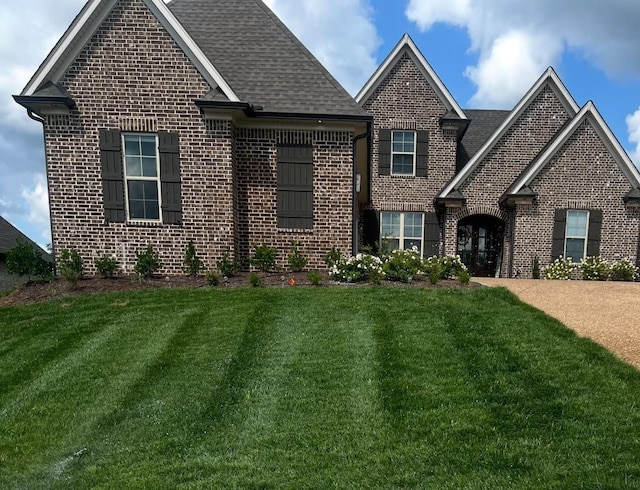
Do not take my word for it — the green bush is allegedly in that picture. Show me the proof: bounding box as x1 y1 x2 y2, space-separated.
287 241 308 272
58 249 84 287
610 258 639 282
5 240 51 281
205 270 221 286
250 244 277 272
135 245 161 279
94 255 119 278
329 253 384 283
544 256 576 280
457 270 471 285
382 247 422 283
248 272 263 287
532 256 541 279
580 256 610 281
183 241 204 276
216 249 241 277
323 246 342 269
307 270 322 286
439 255 468 279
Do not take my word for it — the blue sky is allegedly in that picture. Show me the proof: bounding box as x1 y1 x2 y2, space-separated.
2 0 640 248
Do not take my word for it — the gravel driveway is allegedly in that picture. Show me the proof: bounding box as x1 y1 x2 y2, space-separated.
474 278 640 369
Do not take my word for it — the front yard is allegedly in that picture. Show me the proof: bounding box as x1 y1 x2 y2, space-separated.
1 286 639 488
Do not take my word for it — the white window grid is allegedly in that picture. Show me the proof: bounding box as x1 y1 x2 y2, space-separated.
564 210 589 261
391 131 416 176
122 133 163 223
380 211 424 257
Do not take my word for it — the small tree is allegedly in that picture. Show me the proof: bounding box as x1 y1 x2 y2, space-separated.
135 245 161 279
287 241 308 272
58 249 84 287
183 241 204 276
250 244 277 272
216 249 241 277
94 256 119 278
5 240 51 281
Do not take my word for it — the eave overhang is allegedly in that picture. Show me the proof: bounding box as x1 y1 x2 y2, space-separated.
499 186 538 207
13 94 76 117
434 189 466 209
624 188 640 208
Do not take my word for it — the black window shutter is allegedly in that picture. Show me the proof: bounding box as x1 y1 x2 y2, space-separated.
277 145 313 229
423 212 440 257
416 131 429 177
551 209 567 260
378 130 391 176
587 209 603 257
99 129 125 223
362 209 380 250
159 131 182 225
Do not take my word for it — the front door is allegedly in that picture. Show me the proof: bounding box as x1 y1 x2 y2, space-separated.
457 215 505 277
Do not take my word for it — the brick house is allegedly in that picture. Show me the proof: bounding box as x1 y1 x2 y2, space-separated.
15 1 640 277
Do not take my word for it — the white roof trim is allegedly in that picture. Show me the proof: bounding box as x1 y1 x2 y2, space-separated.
21 0 239 102
356 33 466 119
439 67 580 198
510 101 640 192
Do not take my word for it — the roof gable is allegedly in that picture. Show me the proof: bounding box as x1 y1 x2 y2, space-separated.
439 67 580 198
0 216 49 258
356 34 466 119
507 101 640 195
20 0 239 101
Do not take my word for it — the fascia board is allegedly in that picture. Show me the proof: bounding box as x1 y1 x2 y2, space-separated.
22 0 239 102
356 34 466 119
511 101 640 192
439 67 580 198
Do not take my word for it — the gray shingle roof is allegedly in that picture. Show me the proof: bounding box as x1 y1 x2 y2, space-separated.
456 109 510 172
0 216 50 259
168 0 368 117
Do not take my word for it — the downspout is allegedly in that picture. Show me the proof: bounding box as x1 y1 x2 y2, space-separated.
26 109 56 266
352 123 371 256
508 209 516 278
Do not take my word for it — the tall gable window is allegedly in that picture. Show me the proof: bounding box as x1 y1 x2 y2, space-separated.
381 212 424 256
123 134 160 221
100 129 182 225
552 209 602 262
379 129 428 177
277 144 313 229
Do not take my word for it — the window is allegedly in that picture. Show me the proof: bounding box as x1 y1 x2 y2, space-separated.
277 145 313 229
564 210 589 261
391 131 416 175
381 212 424 255
123 134 161 221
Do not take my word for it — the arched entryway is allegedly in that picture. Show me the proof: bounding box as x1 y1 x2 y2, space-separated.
457 215 505 277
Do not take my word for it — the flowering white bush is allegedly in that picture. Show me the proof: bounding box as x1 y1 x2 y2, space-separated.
382 247 423 282
580 256 610 281
610 258 639 281
544 256 576 280
329 253 384 283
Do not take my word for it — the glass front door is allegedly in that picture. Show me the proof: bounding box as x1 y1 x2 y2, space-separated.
456 216 504 277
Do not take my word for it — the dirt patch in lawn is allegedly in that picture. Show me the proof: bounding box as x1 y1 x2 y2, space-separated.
474 278 640 370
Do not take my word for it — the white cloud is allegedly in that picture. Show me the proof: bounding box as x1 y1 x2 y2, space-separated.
21 174 51 244
626 108 640 167
262 0 381 95
405 0 640 108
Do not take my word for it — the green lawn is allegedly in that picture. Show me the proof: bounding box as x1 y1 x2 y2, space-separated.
1 286 639 489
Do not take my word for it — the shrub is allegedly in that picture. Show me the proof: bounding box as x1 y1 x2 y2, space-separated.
457 270 471 285
216 249 241 277
95 255 119 278
58 249 84 287
307 270 322 286
439 255 468 279
183 241 204 277
610 258 639 282
248 272 263 287
428 262 443 285
250 244 277 272
287 241 308 272
580 256 610 281
532 256 541 279
329 253 384 283
382 247 422 283
5 241 51 281
544 256 575 280
205 270 221 286
135 245 161 279
324 246 342 269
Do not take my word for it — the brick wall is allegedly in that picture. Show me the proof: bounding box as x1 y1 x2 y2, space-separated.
43 0 354 275
513 119 640 277
362 52 458 216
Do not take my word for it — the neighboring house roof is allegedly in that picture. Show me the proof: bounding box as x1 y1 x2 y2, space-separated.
19 0 367 119
506 101 640 197
456 109 511 172
439 67 580 199
0 216 50 260
169 0 368 117
355 33 467 120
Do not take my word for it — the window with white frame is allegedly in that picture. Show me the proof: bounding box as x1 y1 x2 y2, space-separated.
564 210 589 261
123 134 161 221
381 212 424 255
391 131 416 175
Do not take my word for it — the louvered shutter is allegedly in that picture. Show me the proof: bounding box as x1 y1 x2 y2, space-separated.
277 145 313 229
158 131 182 225
99 129 125 223
378 130 391 176
551 209 567 260
423 212 440 257
586 209 603 257
416 131 429 177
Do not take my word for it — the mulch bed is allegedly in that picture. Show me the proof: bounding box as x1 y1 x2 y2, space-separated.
0 272 473 307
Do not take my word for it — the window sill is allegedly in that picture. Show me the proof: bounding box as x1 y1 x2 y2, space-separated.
277 228 314 234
